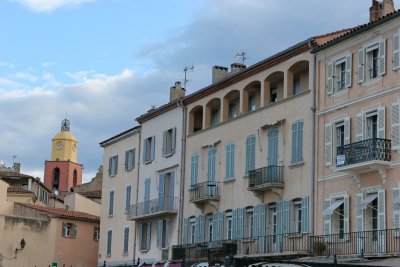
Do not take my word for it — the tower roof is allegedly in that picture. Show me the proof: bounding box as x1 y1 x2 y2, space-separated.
52 119 77 142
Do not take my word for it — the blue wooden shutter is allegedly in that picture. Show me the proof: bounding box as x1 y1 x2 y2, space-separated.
166 219 171 247
138 224 142 250
283 200 290 234
253 205 259 237
291 123 297 163
246 135 256 174
169 172 175 209
301 196 309 233
143 138 147 163
183 218 189 244
158 174 165 210
298 121 303 162
162 130 167 157
124 227 129 253
125 150 129 171
232 209 238 239
208 148 216 182
268 128 279 166
259 204 266 253
226 142 235 180
212 212 218 241
151 136 156 160
109 191 114 216
195 216 200 243
144 179 150 214
126 185 131 211
199 214 205 242
172 127 176 153
157 220 163 248
238 208 244 238
107 230 112 255
219 211 224 241
146 223 151 250
108 157 112 175
276 201 283 235
191 154 199 186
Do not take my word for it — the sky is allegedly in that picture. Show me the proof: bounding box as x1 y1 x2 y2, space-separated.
1 0 399 182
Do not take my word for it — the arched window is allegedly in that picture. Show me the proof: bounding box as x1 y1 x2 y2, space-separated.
73 169 78 186
53 168 60 190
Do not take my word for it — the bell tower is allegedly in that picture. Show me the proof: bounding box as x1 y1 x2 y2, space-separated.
44 119 83 195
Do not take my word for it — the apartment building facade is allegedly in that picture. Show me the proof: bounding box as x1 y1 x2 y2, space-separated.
314 8 400 256
99 126 140 266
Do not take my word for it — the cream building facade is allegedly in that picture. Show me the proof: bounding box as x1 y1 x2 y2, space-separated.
99 126 140 266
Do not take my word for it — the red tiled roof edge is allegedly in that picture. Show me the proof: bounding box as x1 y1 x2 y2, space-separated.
7 186 35 195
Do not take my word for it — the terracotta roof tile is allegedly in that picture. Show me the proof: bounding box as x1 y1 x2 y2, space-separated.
16 203 100 223
78 190 102 198
0 171 33 179
7 186 35 195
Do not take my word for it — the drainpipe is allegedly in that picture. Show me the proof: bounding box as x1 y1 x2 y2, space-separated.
309 39 317 236
133 127 141 264
177 99 187 245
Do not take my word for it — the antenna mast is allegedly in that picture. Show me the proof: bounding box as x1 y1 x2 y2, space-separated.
235 50 247 65
183 64 194 89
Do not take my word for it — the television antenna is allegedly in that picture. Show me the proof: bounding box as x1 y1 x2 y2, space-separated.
183 64 194 89
235 50 247 65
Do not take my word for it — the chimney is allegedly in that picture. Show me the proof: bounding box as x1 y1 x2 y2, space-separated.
212 65 229 83
169 81 185 101
370 0 395 22
13 162 20 173
230 63 247 74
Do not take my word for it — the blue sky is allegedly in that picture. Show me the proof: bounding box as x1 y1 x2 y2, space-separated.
1 0 399 181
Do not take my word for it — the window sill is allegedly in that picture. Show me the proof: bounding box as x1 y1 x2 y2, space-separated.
361 76 382 86
140 249 149 253
126 168 134 172
223 179 235 184
108 214 113 218
289 162 304 168
144 160 153 165
122 252 129 256
162 152 174 158
106 254 111 258
330 88 349 98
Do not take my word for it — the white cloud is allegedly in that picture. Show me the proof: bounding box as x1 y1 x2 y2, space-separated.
10 0 94 12
42 62 56 68
15 72 38 82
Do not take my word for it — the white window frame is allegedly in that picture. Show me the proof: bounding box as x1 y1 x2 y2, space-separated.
93 226 100 241
162 127 176 157
109 155 118 176
190 219 196 244
358 37 386 84
125 148 135 171
62 222 77 238
293 201 302 233
327 52 352 95
226 214 233 240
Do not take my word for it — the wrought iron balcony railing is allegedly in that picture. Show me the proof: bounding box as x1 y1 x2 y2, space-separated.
248 165 284 189
189 181 219 203
127 196 178 220
336 138 391 168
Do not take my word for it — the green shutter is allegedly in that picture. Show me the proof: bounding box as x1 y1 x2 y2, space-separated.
301 196 309 233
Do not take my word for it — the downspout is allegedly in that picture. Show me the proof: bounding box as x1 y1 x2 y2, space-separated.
309 39 317 236
177 99 187 245
133 127 141 264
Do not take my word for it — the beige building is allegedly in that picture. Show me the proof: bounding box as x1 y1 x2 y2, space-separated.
99 126 140 266
314 1 400 257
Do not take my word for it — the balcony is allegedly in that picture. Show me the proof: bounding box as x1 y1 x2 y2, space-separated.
335 138 391 174
189 181 220 204
127 196 178 221
247 165 284 193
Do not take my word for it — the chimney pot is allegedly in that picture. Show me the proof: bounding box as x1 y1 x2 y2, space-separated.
212 65 228 83
13 163 20 173
170 81 185 101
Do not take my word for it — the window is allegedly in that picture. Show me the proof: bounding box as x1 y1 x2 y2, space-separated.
366 111 378 139
208 217 213 242
158 172 175 210
291 121 303 164
245 135 256 175
294 202 302 233
245 208 254 238
123 227 129 255
125 148 135 171
53 167 60 190
108 155 118 176
140 223 151 251
226 215 233 240
358 39 386 83
125 185 131 211
157 219 168 248
323 196 349 239
335 122 345 148
73 169 78 186
190 153 199 186
190 220 196 244
249 95 256 111
143 136 155 163
109 190 114 216
228 103 237 119
62 222 77 238
356 107 385 142
324 118 350 167
162 128 176 157
270 206 277 243
327 54 352 94
293 77 301 95
93 226 100 241
107 230 112 256
211 109 219 126
270 87 277 103
226 142 235 180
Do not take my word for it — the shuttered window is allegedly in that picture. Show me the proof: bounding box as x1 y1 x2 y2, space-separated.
207 148 216 182
125 185 131 211
107 230 112 256
190 153 199 186
291 121 304 164
245 135 256 175
358 38 386 83
125 148 135 171
143 136 155 163
123 227 129 255
226 142 235 180
327 54 352 95
109 190 114 216
108 155 118 176
162 127 176 157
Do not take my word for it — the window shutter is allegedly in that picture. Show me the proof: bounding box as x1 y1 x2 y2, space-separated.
114 156 118 175
132 148 136 169
219 211 224 241
393 33 400 70
259 204 266 253
151 136 156 161
324 123 332 166
358 48 365 83
191 154 198 186
377 106 386 139
212 212 218 241
108 158 112 175
344 117 351 145
125 151 128 171
183 218 189 244
378 189 386 230
344 195 349 239
126 186 131 211
142 139 147 163
157 220 163 248
158 174 165 210
301 196 309 234
291 124 297 164
169 172 175 209
199 214 205 242
268 128 279 166
146 223 151 250
162 130 167 157
345 54 352 88
378 39 386 76
245 137 251 174
107 230 112 255
194 216 199 243
109 191 114 216
208 148 216 182
323 198 331 235
276 201 283 235
238 208 244 238
298 121 303 162
391 102 400 148
283 200 290 234
392 188 400 235
356 112 364 141
356 193 364 232
327 61 334 94
172 127 176 153
124 227 129 253
253 206 259 238
138 224 142 250
232 209 238 239
166 219 170 246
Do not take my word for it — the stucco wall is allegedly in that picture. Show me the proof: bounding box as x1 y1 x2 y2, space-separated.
64 192 101 216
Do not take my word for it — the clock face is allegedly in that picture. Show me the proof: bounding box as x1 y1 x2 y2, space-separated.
57 142 63 150
72 144 76 151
